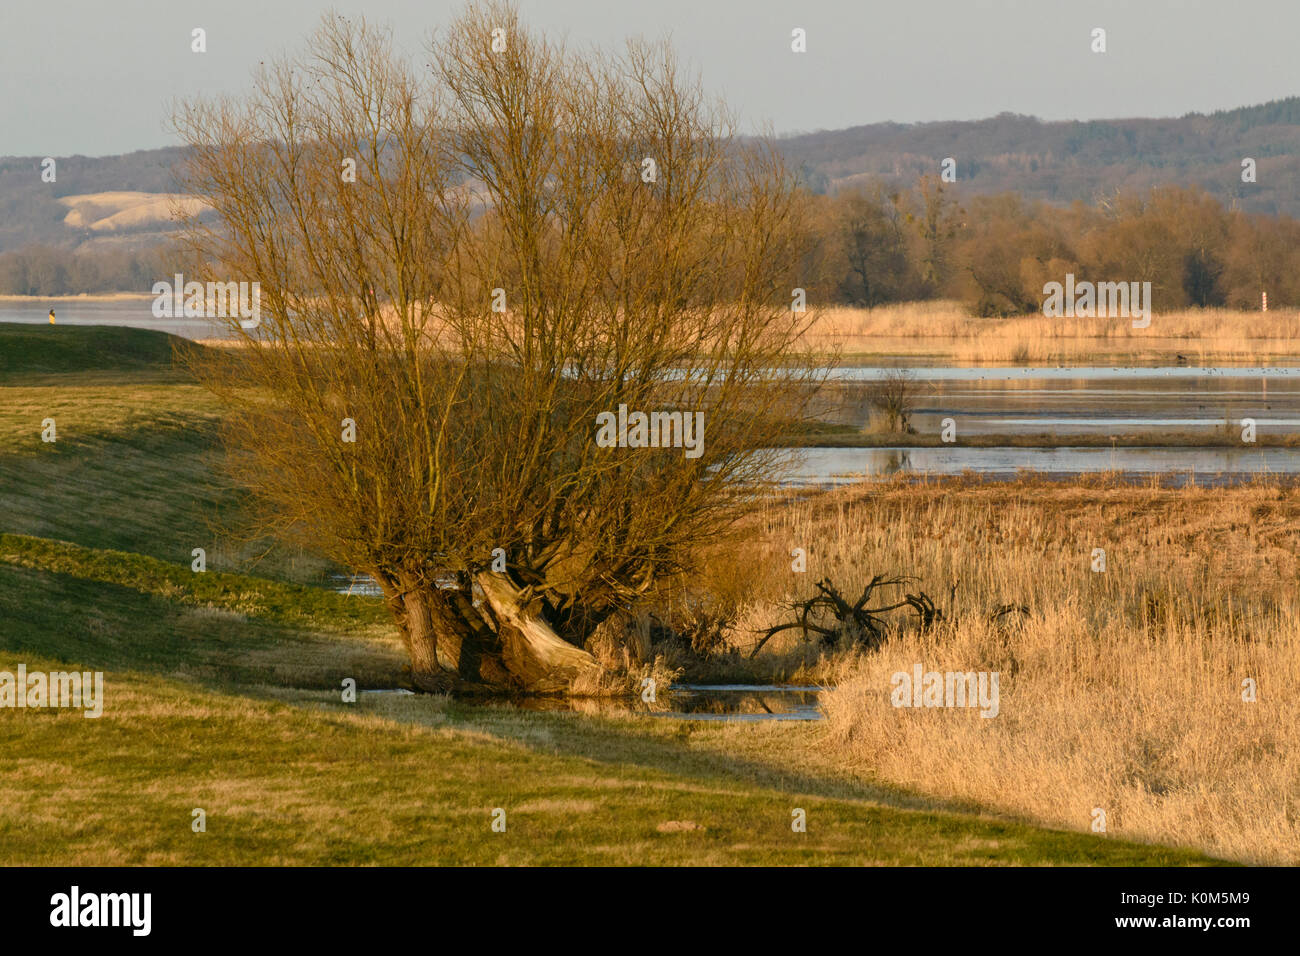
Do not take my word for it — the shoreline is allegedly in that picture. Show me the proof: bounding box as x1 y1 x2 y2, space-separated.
5 297 1300 364
780 430 1300 449
0 292 152 303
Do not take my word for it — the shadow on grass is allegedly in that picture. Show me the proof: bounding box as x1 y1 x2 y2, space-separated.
297 691 1232 866
0 536 1233 866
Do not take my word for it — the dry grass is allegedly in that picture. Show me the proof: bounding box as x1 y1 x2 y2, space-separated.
803 302 1300 363
712 476 1300 863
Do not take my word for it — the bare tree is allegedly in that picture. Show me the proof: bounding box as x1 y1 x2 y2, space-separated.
864 369 916 433
172 1 821 694
836 187 912 306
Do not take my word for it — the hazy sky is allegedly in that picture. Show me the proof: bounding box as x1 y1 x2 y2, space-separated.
2 0 1298 156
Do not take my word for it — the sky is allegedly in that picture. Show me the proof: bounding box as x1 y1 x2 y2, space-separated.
2 0 1298 156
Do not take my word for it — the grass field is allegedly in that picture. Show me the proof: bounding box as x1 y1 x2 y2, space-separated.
0 324 1242 865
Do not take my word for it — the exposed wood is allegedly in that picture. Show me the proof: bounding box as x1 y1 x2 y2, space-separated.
475 572 602 693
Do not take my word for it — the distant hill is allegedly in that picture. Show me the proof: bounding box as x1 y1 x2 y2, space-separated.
2 97 1300 257
0 148 190 253
778 97 1300 216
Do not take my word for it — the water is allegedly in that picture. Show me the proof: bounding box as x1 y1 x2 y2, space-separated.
328 572 384 597
326 571 466 597
647 684 823 721
829 366 1300 438
786 445 1300 486
0 298 238 339
828 365 1300 381
518 684 826 721
355 683 825 721
13 302 1300 480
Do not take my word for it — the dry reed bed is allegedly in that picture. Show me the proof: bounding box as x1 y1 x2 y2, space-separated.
202 301 1300 363
803 302 1300 362
714 475 1300 863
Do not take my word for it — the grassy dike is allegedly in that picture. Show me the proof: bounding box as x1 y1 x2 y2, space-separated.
0 324 1226 865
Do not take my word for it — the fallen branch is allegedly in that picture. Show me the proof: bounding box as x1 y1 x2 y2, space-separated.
750 574 935 658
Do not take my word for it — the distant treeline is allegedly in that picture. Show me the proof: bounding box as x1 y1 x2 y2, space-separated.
0 244 164 295
801 178 1300 314
3 178 1299 313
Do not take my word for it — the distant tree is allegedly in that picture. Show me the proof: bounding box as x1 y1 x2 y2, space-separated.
1150 188 1230 307
23 246 71 296
905 175 964 296
0 251 29 295
864 369 916 433
1182 249 1225 307
1222 214 1300 308
959 195 1072 315
834 187 914 306
1078 194 1183 307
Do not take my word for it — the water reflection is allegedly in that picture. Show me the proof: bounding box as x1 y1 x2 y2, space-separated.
516 684 824 721
831 367 1300 438
788 445 1300 486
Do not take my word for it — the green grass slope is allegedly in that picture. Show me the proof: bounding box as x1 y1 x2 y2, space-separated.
0 322 202 379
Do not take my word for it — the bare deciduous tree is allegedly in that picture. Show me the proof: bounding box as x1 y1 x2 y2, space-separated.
864 369 916 433
173 1 821 694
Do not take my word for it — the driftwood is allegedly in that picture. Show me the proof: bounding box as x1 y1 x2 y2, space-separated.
987 603 1030 625
751 576 1029 658
749 575 939 658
